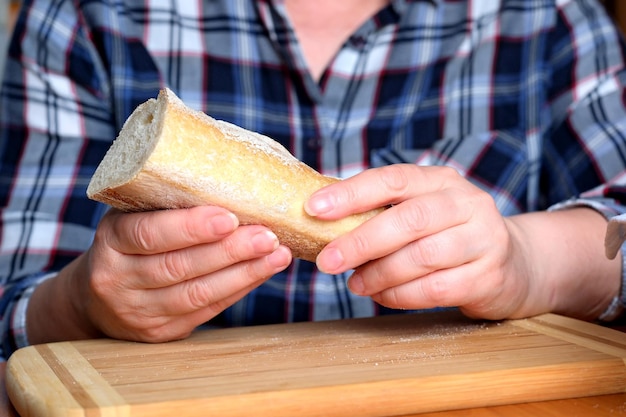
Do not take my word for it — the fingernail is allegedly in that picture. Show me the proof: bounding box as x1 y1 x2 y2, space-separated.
317 247 344 272
252 230 279 253
348 273 365 295
306 192 335 216
210 213 238 235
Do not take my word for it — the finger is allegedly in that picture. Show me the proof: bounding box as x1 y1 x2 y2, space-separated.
132 275 272 343
316 188 475 274
346 223 487 296
175 260 290 331
100 206 239 255
138 245 292 317
124 225 283 289
368 260 493 312
305 164 462 219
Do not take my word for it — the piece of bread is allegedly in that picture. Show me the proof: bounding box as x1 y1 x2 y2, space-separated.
87 88 382 262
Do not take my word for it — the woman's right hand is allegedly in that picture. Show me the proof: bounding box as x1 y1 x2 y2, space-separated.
27 206 292 344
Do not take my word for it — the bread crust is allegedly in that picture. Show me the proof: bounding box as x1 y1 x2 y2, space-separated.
87 89 382 261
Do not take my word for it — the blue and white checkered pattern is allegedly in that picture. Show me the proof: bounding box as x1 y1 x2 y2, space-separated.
2 0 626 360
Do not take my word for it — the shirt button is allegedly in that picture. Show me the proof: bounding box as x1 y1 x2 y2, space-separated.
349 35 368 49
307 138 322 149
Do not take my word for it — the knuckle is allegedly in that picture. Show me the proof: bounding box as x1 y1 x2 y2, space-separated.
450 179 496 217
376 287 403 309
184 279 214 310
339 181 362 207
88 271 110 299
130 215 158 252
466 186 494 208
351 232 373 257
422 275 453 306
438 165 462 182
477 191 499 214
382 287 403 308
94 211 125 250
178 209 207 240
379 165 410 194
88 260 122 298
241 258 274 284
159 251 190 282
395 201 432 235
410 237 443 269
219 235 242 264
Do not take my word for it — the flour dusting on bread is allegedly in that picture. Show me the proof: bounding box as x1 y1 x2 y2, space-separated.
163 89 297 167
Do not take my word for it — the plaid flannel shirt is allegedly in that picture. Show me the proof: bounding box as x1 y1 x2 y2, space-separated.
2 0 626 360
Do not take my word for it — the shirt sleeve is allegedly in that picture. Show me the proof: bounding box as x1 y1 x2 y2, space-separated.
0 273 56 358
0 0 115 360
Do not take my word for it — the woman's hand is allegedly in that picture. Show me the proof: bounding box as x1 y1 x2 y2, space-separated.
306 164 620 320
27 206 292 344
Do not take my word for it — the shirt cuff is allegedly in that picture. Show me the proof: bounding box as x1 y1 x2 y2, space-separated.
10 272 57 350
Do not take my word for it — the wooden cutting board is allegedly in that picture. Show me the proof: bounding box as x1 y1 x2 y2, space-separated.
6 311 626 417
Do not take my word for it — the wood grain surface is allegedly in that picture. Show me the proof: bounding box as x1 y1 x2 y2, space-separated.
6 311 626 417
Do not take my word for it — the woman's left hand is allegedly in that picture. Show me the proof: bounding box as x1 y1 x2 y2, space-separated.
306 164 535 320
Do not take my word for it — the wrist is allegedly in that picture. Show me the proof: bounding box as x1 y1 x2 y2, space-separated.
64 253 106 339
26 254 103 344
501 215 550 318
508 208 621 320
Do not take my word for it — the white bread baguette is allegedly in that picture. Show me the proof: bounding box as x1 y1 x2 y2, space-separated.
87 88 382 262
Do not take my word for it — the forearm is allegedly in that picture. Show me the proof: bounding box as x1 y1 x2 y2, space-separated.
506 207 621 321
